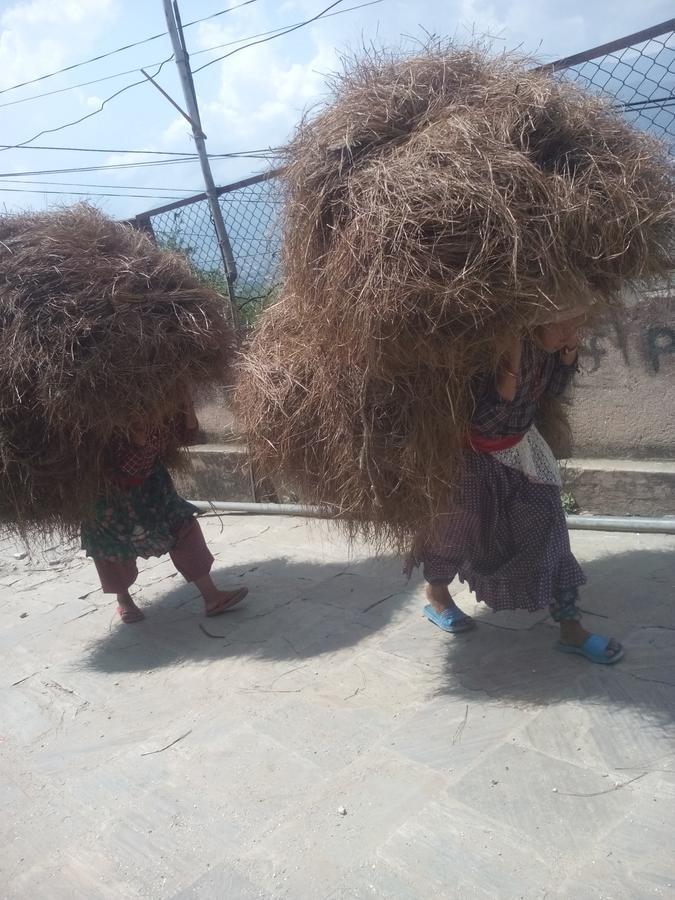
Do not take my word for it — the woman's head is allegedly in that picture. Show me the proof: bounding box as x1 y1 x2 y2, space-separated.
533 313 586 353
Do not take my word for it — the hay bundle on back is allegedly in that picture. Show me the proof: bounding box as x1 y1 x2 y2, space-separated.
0 204 233 538
235 44 674 550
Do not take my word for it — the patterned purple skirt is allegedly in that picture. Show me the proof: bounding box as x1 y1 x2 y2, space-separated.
418 451 585 612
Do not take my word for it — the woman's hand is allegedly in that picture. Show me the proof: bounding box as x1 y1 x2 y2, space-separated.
536 314 584 356
182 398 198 431
560 343 579 366
496 334 523 402
177 384 198 429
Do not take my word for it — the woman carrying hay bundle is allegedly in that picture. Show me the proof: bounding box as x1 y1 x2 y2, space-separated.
0 205 248 625
409 310 623 661
80 389 248 624
236 45 674 663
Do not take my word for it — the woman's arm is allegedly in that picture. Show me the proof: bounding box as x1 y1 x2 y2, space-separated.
547 345 579 397
176 386 200 445
495 334 522 402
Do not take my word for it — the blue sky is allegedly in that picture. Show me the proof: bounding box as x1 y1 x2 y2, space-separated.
0 0 673 220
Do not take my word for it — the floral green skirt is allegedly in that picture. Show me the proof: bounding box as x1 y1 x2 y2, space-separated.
81 465 199 562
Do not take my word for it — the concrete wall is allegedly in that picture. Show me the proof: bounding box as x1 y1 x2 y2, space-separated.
194 290 675 461
570 291 674 459
193 383 236 442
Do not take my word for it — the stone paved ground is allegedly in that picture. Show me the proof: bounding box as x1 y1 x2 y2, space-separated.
1 515 673 899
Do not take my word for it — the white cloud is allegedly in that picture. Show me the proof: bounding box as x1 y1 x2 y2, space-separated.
0 0 118 88
1 0 114 28
448 0 672 60
103 150 161 172
158 0 675 164
157 0 674 196
2 0 670 215
161 115 192 146
197 24 340 150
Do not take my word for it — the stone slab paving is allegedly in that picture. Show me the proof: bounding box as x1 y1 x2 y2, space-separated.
0 516 673 899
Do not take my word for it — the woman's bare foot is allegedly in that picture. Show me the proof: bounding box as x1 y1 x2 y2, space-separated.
117 592 145 624
559 619 622 660
193 575 249 617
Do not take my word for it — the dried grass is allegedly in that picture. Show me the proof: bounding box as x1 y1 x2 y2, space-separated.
0 204 233 537
235 44 674 549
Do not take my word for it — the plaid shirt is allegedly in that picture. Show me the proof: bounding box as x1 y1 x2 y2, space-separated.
471 341 576 437
109 414 199 486
114 430 164 483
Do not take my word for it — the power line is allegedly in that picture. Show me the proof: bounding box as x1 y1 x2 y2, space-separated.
201 149 280 157
0 0 383 111
0 143 279 157
193 0 383 63
193 0 349 73
0 0 378 159
0 179 201 192
0 0 262 99
183 0 261 29
0 40 168 100
0 144 199 156
0 159 201 178
0 186 187 200
0 62 171 111
0 58 172 154
0 154 277 179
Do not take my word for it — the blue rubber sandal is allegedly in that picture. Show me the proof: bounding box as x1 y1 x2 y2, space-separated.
555 633 624 665
424 604 475 634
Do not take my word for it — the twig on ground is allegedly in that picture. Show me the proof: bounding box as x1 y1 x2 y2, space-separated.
141 730 192 757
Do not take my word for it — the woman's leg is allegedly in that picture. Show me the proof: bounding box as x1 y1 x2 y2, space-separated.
115 592 145 624
193 574 248 616
170 519 248 616
93 558 144 623
424 581 474 633
423 539 470 616
421 531 474 632
551 588 622 660
425 582 465 614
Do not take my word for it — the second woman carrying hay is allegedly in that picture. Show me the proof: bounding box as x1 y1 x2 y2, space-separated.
0 205 249 626
235 45 674 663
407 311 623 664
81 390 248 625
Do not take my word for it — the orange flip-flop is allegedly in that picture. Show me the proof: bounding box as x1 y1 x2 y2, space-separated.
205 587 248 618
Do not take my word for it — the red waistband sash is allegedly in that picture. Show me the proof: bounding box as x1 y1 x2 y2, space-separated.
110 474 147 488
466 430 525 453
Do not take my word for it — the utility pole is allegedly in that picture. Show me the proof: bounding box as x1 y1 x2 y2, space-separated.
161 0 240 330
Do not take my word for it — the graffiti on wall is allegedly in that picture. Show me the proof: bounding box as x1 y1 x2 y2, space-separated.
647 326 675 374
581 319 675 375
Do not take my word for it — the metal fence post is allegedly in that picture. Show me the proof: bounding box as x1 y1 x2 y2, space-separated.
161 0 241 331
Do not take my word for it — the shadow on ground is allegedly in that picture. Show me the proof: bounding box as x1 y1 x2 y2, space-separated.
434 547 675 724
83 546 675 723
83 552 411 673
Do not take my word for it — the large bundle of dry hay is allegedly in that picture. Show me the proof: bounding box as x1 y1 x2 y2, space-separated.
0 204 233 537
235 45 674 549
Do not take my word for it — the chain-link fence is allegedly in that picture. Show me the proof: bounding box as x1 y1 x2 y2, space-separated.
132 171 283 326
546 18 675 148
130 20 675 321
